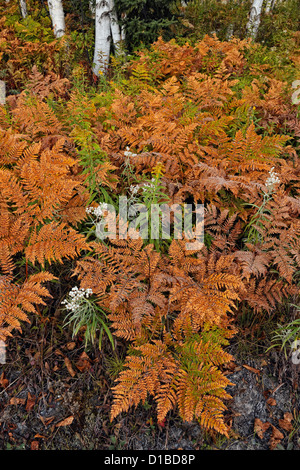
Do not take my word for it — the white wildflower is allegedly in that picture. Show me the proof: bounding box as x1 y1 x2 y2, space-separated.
265 167 280 192
129 178 156 196
86 202 108 218
129 184 139 195
61 286 93 312
124 146 137 157
141 178 156 192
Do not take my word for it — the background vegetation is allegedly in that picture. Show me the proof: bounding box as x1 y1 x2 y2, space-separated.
0 0 299 448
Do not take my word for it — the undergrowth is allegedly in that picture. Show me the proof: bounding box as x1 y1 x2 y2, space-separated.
0 4 299 440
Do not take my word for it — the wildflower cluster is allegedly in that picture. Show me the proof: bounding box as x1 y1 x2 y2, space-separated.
129 184 139 196
129 178 156 197
61 286 93 313
86 203 108 218
244 167 282 244
61 286 114 350
124 146 138 158
142 178 156 191
265 167 280 193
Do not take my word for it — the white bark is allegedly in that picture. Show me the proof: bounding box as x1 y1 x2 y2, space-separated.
120 12 126 42
0 81 6 106
93 0 111 75
226 24 234 40
265 0 275 13
109 0 122 55
20 0 27 18
47 0 65 38
225 0 235 39
291 80 300 105
246 0 264 39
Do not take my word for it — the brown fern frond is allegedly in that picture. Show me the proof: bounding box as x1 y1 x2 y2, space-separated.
25 65 70 101
110 327 234 437
0 272 54 341
25 222 90 267
11 94 63 140
234 249 271 281
0 128 27 166
19 147 80 223
110 340 176 420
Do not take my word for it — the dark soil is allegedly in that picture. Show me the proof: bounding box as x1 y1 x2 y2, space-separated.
0 315 299 451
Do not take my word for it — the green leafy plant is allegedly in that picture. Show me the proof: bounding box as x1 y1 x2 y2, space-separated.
62 286 115 350
127 161 170 250
243 167 281 244
267 305 300 359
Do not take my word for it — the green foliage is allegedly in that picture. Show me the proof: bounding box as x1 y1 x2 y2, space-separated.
127 163 170 251
268 305 300 359
176 0 251 42
1 0 300 444
176 0 300 49
114 0 179 51
62 286 115 350
257 0 300 46
13 15 54 42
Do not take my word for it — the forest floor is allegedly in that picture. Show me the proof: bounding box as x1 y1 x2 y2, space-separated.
0 310 299 452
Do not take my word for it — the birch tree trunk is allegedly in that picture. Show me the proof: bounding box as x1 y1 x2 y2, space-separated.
47 0 65 38
93 0 124 76
226 24 234 40
20 0 27 18
0 81 5 106
246 0 264 39
265 0 275 13
109 0 122 55
93 0 111 76
120 12 126 42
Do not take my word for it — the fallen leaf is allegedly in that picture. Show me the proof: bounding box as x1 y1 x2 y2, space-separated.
55 349 64 357
38 415 55 426
0 372 8 388
26 392 36 412
254 418 271 439
224 362 240 374
64 357 76 377
266 397 276 406
56 416 74 427
243 364 261 374
102 420 109 436
66 342 76 351
9 397 26 405
158 418 166 428
113 422 122 437
34 433 46 439
75 352 91 372
31 441 39 450
278 412 293 431
269 425 284 450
